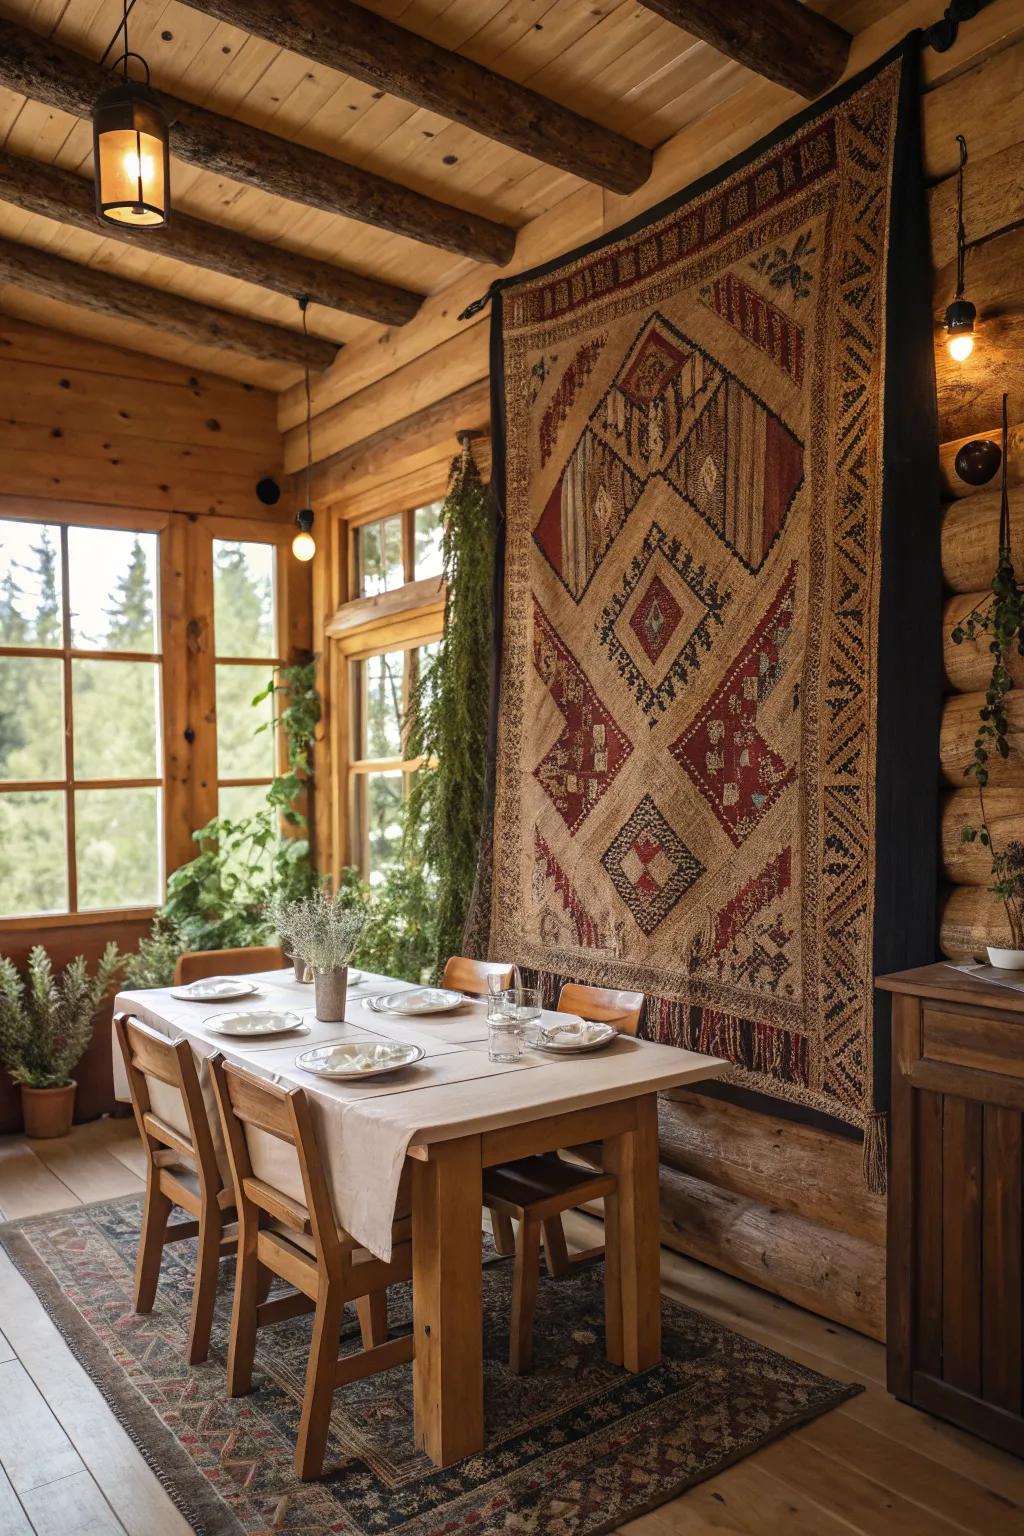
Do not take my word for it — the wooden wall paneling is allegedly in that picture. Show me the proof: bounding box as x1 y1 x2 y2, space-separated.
160 515 194 874
928 137 1024 270
941 486 1024 588
942 591 1024 692
940 689 1024 788
920 27 1024 182
933 226 1024 441
981 1104 1022 1412
940 886 1012 959
941 788 1024 884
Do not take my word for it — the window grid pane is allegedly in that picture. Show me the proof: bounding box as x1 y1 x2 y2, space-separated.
213 540 277 658
0 518 166 918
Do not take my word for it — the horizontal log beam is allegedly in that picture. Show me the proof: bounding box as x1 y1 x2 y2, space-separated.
191 0 651 196
312 377 489 503
0 235 337 371
0 148 420 329
943 591 1024 693
940 421 1024 500
942 788 1024 885
941 688 1024 789
0 18 515 268
941 487 1024 590
658 1163 884 1340
637 0 850 99
940 885 1009 960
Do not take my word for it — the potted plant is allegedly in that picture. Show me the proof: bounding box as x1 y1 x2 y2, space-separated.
0 943 121 1137
986 841 1024 968
268 888 366 1022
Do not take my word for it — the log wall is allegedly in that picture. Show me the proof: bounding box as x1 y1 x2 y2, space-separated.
296 4 1024 1340
0 313 299 1130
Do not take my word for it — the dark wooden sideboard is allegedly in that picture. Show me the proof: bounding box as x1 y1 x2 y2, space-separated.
877 964 1024 1457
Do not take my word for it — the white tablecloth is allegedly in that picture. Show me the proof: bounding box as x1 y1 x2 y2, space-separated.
113 968 726 1260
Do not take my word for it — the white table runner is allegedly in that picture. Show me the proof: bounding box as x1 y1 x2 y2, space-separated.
114 968 727 1260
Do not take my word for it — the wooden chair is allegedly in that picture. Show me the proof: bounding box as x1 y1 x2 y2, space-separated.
482 982 645 1372
440 955 514 996
173 945 286 987
208 1053 414 1480
113 1013 237 1365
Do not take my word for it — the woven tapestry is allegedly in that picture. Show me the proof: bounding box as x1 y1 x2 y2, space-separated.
477 36 940 1185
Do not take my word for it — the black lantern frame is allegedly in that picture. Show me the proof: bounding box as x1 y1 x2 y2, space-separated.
93 59 171 229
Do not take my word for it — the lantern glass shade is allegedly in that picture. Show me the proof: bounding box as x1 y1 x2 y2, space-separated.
93 82 170 227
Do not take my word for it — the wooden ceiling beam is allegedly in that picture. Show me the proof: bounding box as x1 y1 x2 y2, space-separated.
191 0 652 196
637 0 851 99
0 235 338 371
0 148 421 328
0 19 516 267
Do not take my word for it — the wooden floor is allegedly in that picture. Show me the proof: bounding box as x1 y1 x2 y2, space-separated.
0 1120 1020 1535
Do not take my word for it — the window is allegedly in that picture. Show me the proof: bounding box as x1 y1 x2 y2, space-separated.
354 500 443 596
349 639 439 885
0 517 163 917
213 539 281 829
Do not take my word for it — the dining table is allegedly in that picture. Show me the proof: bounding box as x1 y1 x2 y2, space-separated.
112 966 728 1466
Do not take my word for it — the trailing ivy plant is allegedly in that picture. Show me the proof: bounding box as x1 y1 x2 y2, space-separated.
122 661 321 988
404 441 494 978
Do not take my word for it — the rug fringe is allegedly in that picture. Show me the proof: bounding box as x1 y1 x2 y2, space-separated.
864 1110 888 1195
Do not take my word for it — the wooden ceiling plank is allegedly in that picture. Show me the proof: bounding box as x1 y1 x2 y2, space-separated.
0 16 517 266
0 231 338 370
636 0 851 98
189 0 651 194
0 145 422 326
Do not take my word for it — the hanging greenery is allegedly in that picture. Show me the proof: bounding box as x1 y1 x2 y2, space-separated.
405 440 494 978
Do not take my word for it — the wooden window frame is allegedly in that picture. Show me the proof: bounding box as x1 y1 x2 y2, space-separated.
0 500 307 932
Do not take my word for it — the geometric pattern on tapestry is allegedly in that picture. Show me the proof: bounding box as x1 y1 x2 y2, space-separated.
534 312 804 601
598 522 732 725
670 562 798 846
532 597 633 834
601 793 705 934
488 55 909 1144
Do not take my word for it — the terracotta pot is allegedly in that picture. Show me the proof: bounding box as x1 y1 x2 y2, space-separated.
21 1081 76 1139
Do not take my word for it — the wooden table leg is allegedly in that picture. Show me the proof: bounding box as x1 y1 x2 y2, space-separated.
608 1093 661 1371
411 1134 483 1465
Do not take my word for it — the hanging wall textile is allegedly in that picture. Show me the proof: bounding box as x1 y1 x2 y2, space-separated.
482 36 940 1175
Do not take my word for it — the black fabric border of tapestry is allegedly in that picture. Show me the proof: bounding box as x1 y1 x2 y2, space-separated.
478 31 942 1173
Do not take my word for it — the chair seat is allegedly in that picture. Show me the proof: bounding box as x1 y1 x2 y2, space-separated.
267 1214 413 1260
484 1155 614 1217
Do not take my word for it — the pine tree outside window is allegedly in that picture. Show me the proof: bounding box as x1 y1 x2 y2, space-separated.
213 539 282 843
0 516 163 917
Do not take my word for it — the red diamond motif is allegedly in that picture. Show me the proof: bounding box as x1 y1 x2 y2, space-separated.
628 574 683 664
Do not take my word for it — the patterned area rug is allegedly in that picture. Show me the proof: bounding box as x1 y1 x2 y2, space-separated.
479 34 940 1183
1 1197 858 1535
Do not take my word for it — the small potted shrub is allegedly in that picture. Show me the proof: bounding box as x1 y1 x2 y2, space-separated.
268 888 366 1022
0 943 121 1137
984 840 1024 968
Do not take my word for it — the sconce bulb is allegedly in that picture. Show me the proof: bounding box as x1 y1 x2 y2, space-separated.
947 331 975 362
292 531 316 562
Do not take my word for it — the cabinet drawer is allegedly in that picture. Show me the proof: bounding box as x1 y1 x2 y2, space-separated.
921 1004 1024 1079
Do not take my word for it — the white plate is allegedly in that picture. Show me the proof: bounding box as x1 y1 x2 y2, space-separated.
295 1039 426 1079
203 1010 305 1037
170 978 259 1002
535 1020 618 1053
373 987 465 1016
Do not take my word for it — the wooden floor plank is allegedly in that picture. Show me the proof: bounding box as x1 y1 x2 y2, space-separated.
26 1127 145 1204
0 1464 31 1536
0 1252 192 1536
0 1358 83 1494
0 1144 82 1220
644 1459 858 1535
19 1469 126 1535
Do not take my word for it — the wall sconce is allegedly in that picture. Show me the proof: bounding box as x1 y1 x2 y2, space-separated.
92 3 170 228
944 135 975 362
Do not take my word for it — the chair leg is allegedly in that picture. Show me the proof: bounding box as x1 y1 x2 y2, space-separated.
490 1210 516 1256
134 1178 172 1314
509 1216 542 1374
541 1216 570 1278
296 1282 346 1480
355 1289 388 1349
227 1220 261 1397
186 1208 222 1365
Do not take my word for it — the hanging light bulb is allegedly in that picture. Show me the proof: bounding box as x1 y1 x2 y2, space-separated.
292 508 316 562
292 296 317 562
944 135 975 362
92 2 170 228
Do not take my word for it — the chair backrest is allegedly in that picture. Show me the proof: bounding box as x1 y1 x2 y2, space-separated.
441 956 514 996
208 1053 342 1264
557 983 644 1036
113 1013 222 1194
174 945 286 986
